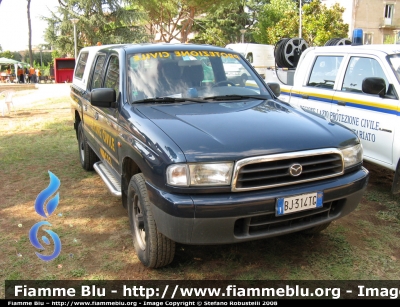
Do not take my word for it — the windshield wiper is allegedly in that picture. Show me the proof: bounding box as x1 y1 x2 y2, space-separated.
132 97 206 104
203 94 269 101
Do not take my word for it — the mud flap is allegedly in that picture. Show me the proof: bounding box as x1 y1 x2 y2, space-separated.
391 158 400 194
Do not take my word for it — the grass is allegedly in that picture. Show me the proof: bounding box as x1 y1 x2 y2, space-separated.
1 90 400 298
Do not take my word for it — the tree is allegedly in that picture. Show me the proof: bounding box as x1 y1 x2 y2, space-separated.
190 0 260 46
0 50 14 59
135 0 233 43
43 0 146 56
27 0 33 66
266 0 349 46
302 1 349 46
253 0 297 44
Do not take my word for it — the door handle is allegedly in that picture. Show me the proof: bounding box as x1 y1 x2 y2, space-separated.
337 100 346 106
301 94 309 99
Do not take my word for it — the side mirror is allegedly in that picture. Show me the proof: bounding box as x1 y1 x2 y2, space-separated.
362 77 386 98
267 82 281 97
90 88 116 108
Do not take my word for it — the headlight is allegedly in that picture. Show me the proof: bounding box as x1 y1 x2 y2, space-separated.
340 143 363 168
167 162 234 187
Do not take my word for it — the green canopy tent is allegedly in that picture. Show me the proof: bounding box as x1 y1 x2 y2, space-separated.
0 57 30 83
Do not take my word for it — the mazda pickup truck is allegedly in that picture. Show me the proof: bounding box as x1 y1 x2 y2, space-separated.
70 43 369 268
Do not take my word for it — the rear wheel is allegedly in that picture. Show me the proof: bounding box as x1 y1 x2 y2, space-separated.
302 222 331 235
128 173 175 268
77 122 98 171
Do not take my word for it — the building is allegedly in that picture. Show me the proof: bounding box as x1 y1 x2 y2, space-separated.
321 0 400 44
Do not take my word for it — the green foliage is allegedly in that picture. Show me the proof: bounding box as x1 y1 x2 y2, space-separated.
253 0 297 44
190 0 257 46
51 50 61 64
43 0 147 57
190 28 228 46
302 1 349 46
384 35 395 44
0 50 14 60
136 0 234 43
265 0 349 46
35 0 348 56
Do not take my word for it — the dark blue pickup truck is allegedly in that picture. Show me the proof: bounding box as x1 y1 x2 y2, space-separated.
70 43 369 268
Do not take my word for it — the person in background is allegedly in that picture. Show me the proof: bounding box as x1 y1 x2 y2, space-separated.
29 66 35 83
6 66 12 75
24 67 29 83
35 68 39 83
36 68 41 83
17 66 24 83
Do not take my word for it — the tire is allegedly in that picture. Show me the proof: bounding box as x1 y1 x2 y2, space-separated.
77 122 98 171
128 173 175 268
302 222 331 235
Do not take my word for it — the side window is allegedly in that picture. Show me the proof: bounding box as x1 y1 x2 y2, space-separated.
384 4 394 25
104 56 120 98
341 57 389 93
74 52 88 79
307 56 343 89
364 33 373 45
246 53 253 63
91 55 106 90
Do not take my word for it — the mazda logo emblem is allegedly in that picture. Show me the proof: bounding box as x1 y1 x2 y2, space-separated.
289 163 302 177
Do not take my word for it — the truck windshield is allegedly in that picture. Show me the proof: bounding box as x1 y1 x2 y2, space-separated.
387 54 400 83
127 50 270 103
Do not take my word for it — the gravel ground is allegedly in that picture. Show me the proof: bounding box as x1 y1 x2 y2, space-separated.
4 83 70 109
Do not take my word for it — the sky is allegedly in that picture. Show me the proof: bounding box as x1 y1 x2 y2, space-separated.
0 0 60 52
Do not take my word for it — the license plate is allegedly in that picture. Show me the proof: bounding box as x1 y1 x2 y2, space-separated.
276 191 323 216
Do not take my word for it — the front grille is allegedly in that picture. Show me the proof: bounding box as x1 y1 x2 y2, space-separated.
234 200 343 237
232 149 343 192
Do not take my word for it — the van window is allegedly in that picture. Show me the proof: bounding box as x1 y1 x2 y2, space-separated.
342 57 389 93
91 55 106 90
104 56 120 98
307 56 343 89
246 53 253 63
74 52 88 79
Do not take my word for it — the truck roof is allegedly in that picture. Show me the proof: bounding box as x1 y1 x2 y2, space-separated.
309 44 400 56
79 43 240 55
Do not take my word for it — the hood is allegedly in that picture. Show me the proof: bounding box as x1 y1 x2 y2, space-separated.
135 99 358 162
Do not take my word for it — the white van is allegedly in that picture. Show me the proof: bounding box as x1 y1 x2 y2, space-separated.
225 43 275 78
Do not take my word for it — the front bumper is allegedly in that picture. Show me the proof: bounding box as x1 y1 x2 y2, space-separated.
147 167 369 244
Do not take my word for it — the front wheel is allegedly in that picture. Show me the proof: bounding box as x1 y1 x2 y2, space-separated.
128 173 175 268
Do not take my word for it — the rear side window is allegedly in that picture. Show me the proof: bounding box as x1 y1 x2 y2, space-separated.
74 52 88 79
307 56 343 89
91 55 106 90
